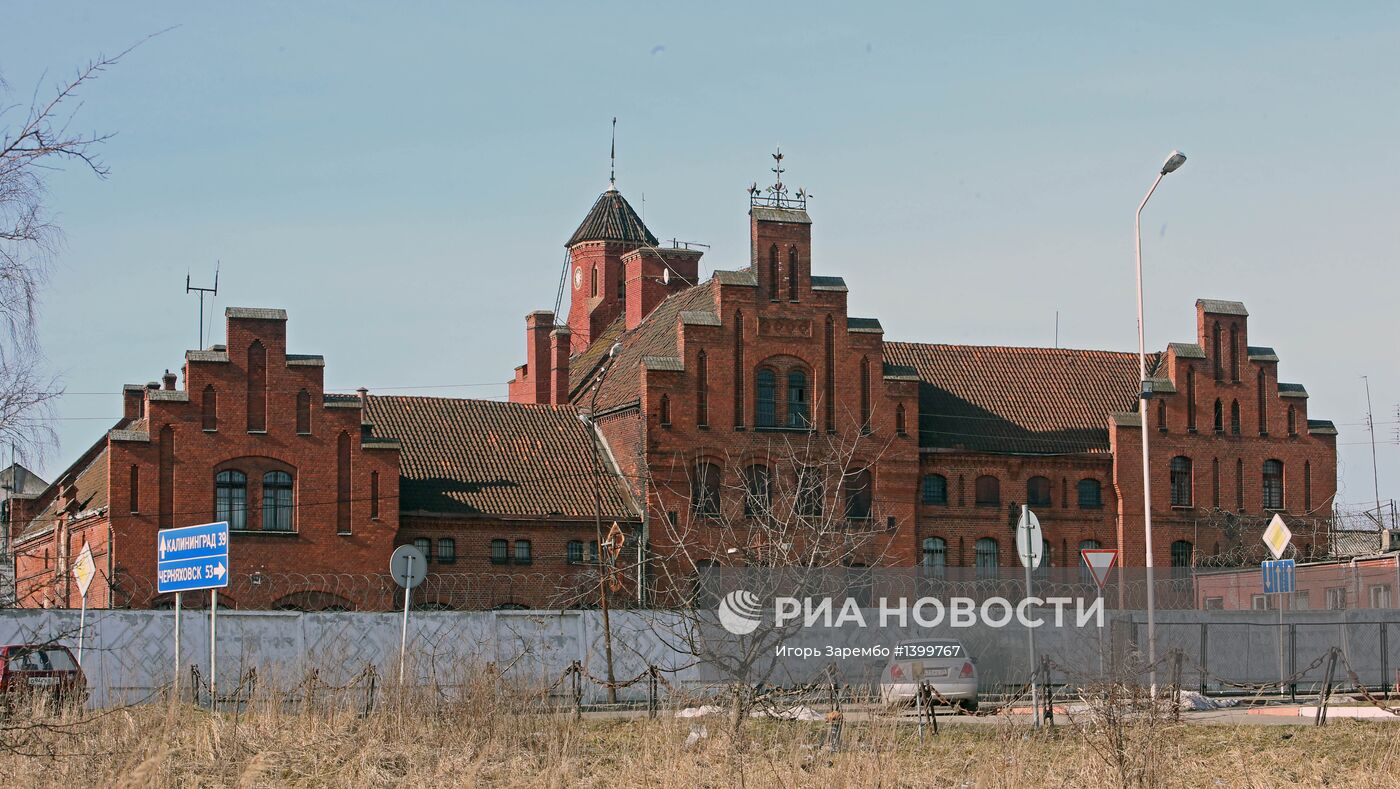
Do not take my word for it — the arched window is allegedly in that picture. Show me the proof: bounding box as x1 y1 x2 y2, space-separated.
202 385 218 431
659 394 671 426
1229 325 1240 382
1077 479 1102 508
1170 457 1193 507
922 538 947 578
786 369 810 428
743 465 771 518
768 244 779 301
1304 461 1312 511
616 272 625 301
159 424 174 528
695 350 709 428
921 474 948 505
1079 539 1102 584
1287 405 1297 436
1212 322 1223 380
1257 369 1268 434
859 356 871 431
296 389 311 434
895 403 907 435
1027 476 1051 507
1213 399 1223 433
845 469 873 520
370 470 380 520
1157 400 1167 431
691 461 721 517
974 475 1000 507
787 246 798 301
1230 400 1241 435
129 465 140 515
215 470 247 530
262 470 295 531
975 538 999 578
755 368 777 427
1263 459 1284 510
1170 539 1194 568
247 340 267 432
590 265 598 297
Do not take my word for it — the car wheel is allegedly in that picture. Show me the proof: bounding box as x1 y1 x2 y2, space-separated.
956 697 978 713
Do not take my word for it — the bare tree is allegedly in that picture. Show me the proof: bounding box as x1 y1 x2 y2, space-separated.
623 426 905 738
0 43 148 459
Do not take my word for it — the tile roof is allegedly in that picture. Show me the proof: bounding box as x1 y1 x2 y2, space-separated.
567 188 659 248
365 395 633 520
1196 299 1248 316
571 281 717 412
883 343 1151 455
20 443 111 541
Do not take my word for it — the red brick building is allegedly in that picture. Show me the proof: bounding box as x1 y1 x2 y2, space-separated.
7 157 1338 610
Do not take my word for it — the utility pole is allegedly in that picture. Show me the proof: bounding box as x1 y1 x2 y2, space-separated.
587 342 622 704
1364 376 1382 524
186 264 219 350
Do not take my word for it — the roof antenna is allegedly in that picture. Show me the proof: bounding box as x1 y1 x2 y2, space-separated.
186 262 219 350
609 116 617 190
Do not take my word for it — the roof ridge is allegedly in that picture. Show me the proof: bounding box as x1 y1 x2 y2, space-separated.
885 340 1140 357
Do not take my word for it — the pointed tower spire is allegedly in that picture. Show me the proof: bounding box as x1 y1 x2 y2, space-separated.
609 117 617 191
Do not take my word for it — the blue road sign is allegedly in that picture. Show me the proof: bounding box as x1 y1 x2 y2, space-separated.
157 521 230 593
1261 559 1296 595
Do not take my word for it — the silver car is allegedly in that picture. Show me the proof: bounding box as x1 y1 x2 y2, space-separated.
879 638 978 711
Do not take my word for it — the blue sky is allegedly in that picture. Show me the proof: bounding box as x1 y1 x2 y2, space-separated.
7 2 1399 511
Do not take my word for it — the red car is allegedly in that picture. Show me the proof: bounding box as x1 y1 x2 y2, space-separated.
0 644 88 709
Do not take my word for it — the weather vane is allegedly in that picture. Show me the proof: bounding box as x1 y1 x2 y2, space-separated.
750 146 809 209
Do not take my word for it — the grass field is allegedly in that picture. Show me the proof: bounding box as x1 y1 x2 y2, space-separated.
3 690 1400 788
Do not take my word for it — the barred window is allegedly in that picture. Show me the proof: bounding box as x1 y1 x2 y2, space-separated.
490 539 508 565
567 540 584 564
514 540 533 565
921 474 948 505
414 537 432 562
1214 399 1223 433
1170 539 1194 569
437 538 456 564
975 538 999 578
1077 479 1102 508
743 465 771 518
797 466 823 517
1170 457 1193 507
756 368 777 427
844 469 873 520
1263 459 1284 510
1078 539 1102 584
922 537 946 578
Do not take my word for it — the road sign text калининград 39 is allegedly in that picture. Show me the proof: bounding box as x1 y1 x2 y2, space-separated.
157 521 230 594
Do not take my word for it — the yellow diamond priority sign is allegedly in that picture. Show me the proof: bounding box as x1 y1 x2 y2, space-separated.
1262 514 1292 560
72 542 97 598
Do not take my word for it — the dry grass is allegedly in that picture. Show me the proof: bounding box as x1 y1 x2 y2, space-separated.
3 687 1399 788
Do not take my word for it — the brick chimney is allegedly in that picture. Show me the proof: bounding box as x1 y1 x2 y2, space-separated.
622 247 702 330
550 327 571 404
162 369 177 391
123 384 145 420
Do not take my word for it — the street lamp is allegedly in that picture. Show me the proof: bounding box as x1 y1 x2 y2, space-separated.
586 341 623 704
1135 150 1186 694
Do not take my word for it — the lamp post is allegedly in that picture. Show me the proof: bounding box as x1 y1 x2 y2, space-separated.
1135 150 1186 694
586 341 623 704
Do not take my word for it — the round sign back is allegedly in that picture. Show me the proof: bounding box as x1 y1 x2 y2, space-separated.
390 544 428 589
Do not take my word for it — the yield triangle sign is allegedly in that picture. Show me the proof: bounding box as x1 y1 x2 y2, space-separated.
1081 548 1118 589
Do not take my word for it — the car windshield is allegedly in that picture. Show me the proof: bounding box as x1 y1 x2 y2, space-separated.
5 648 77 672
898 640 965 659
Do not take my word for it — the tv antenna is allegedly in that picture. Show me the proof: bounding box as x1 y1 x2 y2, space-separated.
186 263 219 350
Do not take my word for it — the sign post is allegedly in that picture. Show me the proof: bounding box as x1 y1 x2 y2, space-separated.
1016 506 1044 727
1081 548 1118 679
71 543 96 668
157 521 229 708
1262 514 1294 696
390 544 428 685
